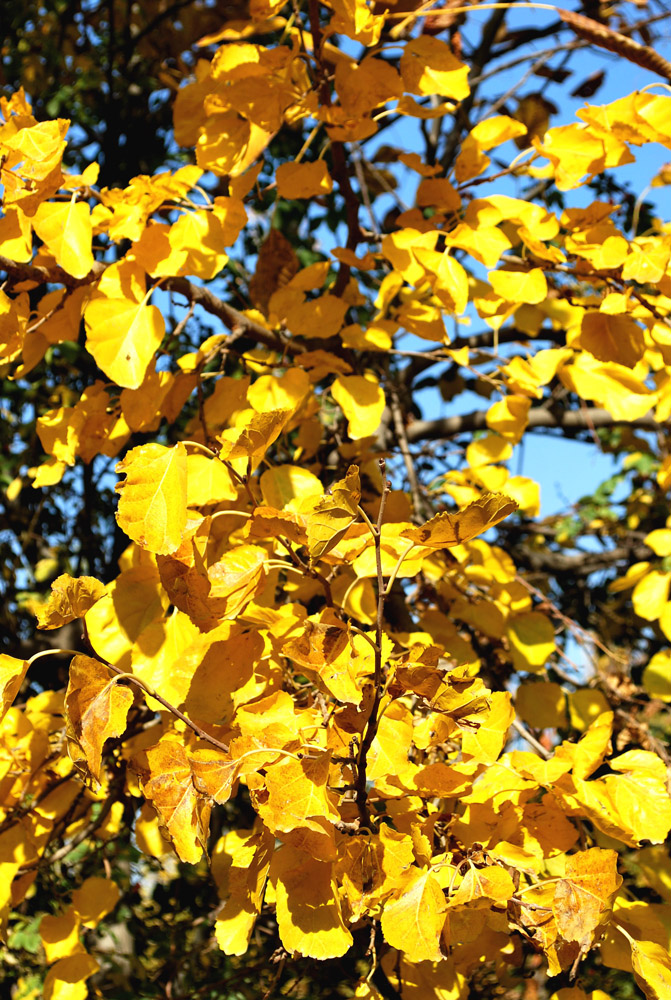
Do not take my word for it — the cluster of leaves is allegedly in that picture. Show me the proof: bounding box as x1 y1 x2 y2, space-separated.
1 1 671 998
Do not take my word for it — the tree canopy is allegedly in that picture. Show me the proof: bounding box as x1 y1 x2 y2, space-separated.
2 2 671 998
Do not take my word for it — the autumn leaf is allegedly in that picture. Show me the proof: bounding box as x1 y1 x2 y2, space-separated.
65 654 133 782
401 493 517 547
33 197 95 278
141 736 210 865
84 288 165 389
380 869 447 963
270 846 353 959
0 654 29 722
35 573 106 629
115 442 188 555
552 848 622 945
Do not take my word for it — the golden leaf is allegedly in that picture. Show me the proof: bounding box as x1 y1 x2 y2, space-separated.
0 654 29 722
402 493 517 548
115 443 188 555
276 161 333 199
33 198 94 279
380 869 447 963
270 846 353 959
84 291 165 390
35 573 106 630
141 736 210 865
65 654 133 782
629 937 671 1000
553 848 622 944
42 953 100 1000
213 825 274 956
71 877 120 927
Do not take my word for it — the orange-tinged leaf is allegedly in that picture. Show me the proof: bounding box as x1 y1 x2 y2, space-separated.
42 953 100 1000
84 292 165 390
270 846 353 958
553 848 621 945
35 573 105 630
40 908 84 963
141 736 210 864
65 654 133 782
276 161 333 199
71 876 120 927
33 198 94 278
580 311 646 369
0 654 29 722
115 443 188 555
158 543 267 630
380 869 447 962
402 493 517 548
400 37 470 100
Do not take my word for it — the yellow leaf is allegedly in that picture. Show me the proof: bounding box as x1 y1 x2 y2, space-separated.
643 650 671 702
461 690 514 764
84 290 165 390
568 688 611 730
71 877 120 927
213 825 274 956
580 312 645 369
534 124 607 190
507 612 556 673
471 114 527 150
168 209 229 280
629 938 671 1000
40 908 83 963
270 846 353 958
0 654 29 722
331 374 385 440
35 574 105 630
141 736 210 864
486 395 532 443
65 654 134 782
380 869 447 963
633 570 671 622
276 161 333 199
516 680 567 729
115 443 188 555
400 37 470 100
645 530 671 557
85 564 169 669
134 801 171 858
552 847 621 944
32 198 94 278
451 865 515 906
42 953 100 1000
489 268 548 305
402 493 517 548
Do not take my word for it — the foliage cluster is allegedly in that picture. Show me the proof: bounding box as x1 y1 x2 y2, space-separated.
1 1 671 998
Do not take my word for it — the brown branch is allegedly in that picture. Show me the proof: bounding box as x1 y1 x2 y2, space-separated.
0 253 105 288
406 406 660 444
560 9 671 82
389 384 427 522
354 461 391 830
0 254 303 358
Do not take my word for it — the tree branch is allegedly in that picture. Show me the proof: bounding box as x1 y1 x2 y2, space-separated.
406 407 660 444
